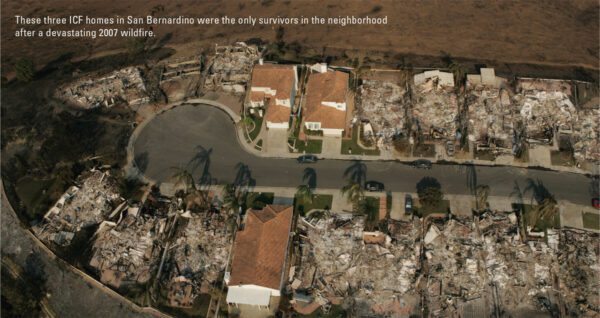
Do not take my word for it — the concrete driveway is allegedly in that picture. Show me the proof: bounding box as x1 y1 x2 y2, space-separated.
321 136 342 157
265 128 289 155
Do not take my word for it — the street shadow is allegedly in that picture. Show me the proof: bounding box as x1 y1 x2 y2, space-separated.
134 152 149 173
510 181 524 206
343 160 367 185
524 178 555 204
465 164 477 195
590 176 599 197
188 145 213 186
303 168 317 190
234 162 256 189
416 176 442 194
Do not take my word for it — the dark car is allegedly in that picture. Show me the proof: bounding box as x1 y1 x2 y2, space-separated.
404 194 413 215
297 154 318 163
593 198 600 209
412 159 432 169
365 181 385 192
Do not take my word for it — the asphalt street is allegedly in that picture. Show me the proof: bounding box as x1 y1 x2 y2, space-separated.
133 104 595 205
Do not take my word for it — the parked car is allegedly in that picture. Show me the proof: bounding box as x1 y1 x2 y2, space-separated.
446 141 455 156
297 154 318 163
593 198 600 209
365 181 385 192
411 159 432 169
404 194 413 215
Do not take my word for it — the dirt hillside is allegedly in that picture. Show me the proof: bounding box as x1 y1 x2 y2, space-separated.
2 0 598 75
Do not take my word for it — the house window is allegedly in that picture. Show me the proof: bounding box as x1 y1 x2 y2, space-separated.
307 123 320 130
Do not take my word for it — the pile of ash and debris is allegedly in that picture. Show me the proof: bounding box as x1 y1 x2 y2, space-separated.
33 169 123 247
289 214 421 317
203 42 260 94
357 79 410 142
88 205 169 288
422 216 487 317
466 86 515 152
164 209 232 308
411 71 458 139
56 67 148 108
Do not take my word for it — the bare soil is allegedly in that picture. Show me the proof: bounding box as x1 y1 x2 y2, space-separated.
2 0 598 77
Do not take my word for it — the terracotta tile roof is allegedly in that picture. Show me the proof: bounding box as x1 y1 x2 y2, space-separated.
249 90 265 102
264 98 291 124
228 205 293 290
250 64 296 100
304 70 349 129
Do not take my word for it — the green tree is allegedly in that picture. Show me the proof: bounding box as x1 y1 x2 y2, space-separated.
15 58 35 82
416 177 443 209
418 187 443 208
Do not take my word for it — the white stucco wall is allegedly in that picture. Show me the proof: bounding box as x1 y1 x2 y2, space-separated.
226 284 280 306
321 128 344 136
322 101 346 111
249 100 264 108
251 86 276 96
275 98 291 107
267 121 289 129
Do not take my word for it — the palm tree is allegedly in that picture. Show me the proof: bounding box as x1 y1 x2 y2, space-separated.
341 181 364 212
171 167 196 192
222 183 242 214
296 185 313 204
530 197 558 231
475 184 490 211
184 190 209 211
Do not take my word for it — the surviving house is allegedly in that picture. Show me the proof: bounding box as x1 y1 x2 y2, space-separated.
226 205 294 313
303 69 350 137
248 62 298 129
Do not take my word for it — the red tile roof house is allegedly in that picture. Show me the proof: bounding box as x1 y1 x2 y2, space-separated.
302 67 350 137
226 205 294 313
247 62 298 130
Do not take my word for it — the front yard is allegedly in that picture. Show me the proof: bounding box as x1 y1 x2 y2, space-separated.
582 212 600 230
295 194 333 216
291 139 323 154
244 115 263 142
415 199 450 218
341 126 380 156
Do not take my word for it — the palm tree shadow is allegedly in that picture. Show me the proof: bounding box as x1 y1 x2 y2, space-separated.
134 152 149 173
465 164 477 195
343 160 367 185
188 145 213 186
524 178 554 204
234 162 256 190
303 168 317 190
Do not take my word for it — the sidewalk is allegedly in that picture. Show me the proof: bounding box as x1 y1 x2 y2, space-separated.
234 120 595 175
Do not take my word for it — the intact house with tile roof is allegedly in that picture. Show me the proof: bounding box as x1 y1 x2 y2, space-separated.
302 68 350 137
225 205 294 312
247 62 298 129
